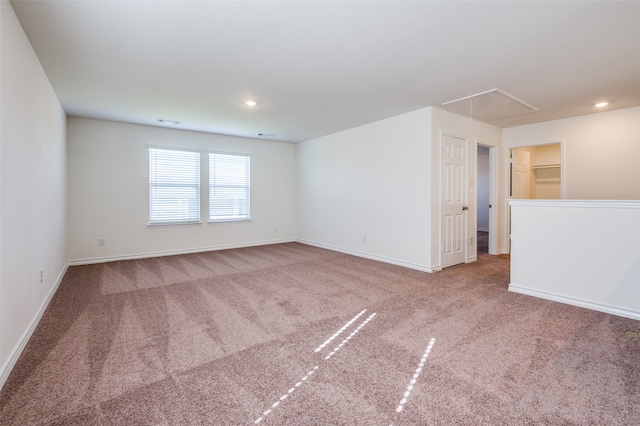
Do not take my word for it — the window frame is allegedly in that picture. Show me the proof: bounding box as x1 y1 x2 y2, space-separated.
148 145 202 226
208 151 252 223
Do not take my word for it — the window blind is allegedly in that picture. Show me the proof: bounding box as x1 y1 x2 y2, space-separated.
209 152 251 221
149 147 200 224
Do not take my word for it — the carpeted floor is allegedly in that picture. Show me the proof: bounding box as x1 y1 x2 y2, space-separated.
477 231 489 253
1 243 639 425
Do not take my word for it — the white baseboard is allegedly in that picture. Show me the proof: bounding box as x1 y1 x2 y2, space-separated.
508 284 640 321
0 262 70 391
297 239 438 273
68 238 296 265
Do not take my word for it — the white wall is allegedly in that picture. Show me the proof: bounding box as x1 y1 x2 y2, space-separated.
503 107 640 200
297 107 503 271
1 0 67 385
297 108 434 270
509 200 640 320
532 143 561 199
534 143 561 166
67 118 296 263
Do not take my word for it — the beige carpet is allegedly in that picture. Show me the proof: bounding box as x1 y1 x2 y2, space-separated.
1 243 638 425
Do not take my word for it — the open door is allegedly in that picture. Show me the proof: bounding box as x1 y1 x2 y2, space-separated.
512 150 531 199
441 133 468 268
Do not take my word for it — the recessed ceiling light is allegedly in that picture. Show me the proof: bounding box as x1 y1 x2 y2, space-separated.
245 100 257 106
595 102 609 108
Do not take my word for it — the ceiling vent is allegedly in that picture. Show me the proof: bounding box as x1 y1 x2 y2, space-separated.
157 118 180 125
441 88 537 121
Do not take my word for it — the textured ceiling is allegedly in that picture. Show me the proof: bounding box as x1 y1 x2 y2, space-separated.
10 1 640 143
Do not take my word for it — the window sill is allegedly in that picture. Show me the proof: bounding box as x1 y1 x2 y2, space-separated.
208 218 252 224
148 221 203 227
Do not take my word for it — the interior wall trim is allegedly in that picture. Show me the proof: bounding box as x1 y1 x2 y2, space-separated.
68 238 296 266
509 200 640 209
508 283 640 321
0 263 70 391
297 239 439 273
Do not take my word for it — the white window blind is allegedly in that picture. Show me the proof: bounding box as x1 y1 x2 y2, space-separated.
149 147 200 224
209 152 251 221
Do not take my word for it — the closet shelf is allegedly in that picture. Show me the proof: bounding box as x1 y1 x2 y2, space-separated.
532 163 561 169
532 163 561 183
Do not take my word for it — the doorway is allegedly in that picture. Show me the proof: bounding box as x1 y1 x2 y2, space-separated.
510 143 562 200
477 145 490 253
477 144 497 255
504 141 563 253
440 135 500 268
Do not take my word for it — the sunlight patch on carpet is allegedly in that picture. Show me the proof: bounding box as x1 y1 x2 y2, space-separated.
396 338 436 413
324 313 376 361
254 311 376 424
314 309 367 352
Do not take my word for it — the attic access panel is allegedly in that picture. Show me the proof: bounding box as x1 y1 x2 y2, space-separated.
442 89 538 122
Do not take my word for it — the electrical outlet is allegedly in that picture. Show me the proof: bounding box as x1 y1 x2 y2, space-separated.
275 226 279 232
363 235 367 243
470 237 474 246
40 270 43 284
98 238 105 246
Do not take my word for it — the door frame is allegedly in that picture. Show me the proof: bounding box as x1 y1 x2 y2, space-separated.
502 139 565 254
477 142 499 255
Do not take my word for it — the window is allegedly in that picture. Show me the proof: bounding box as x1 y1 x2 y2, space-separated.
209 152 251 221
149 147 200 225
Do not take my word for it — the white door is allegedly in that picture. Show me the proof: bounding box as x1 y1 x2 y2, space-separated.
441 134 468 268
508 149 531 253
512 151 530 199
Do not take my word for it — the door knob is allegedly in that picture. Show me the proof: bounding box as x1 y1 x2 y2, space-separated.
462 206 469 211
